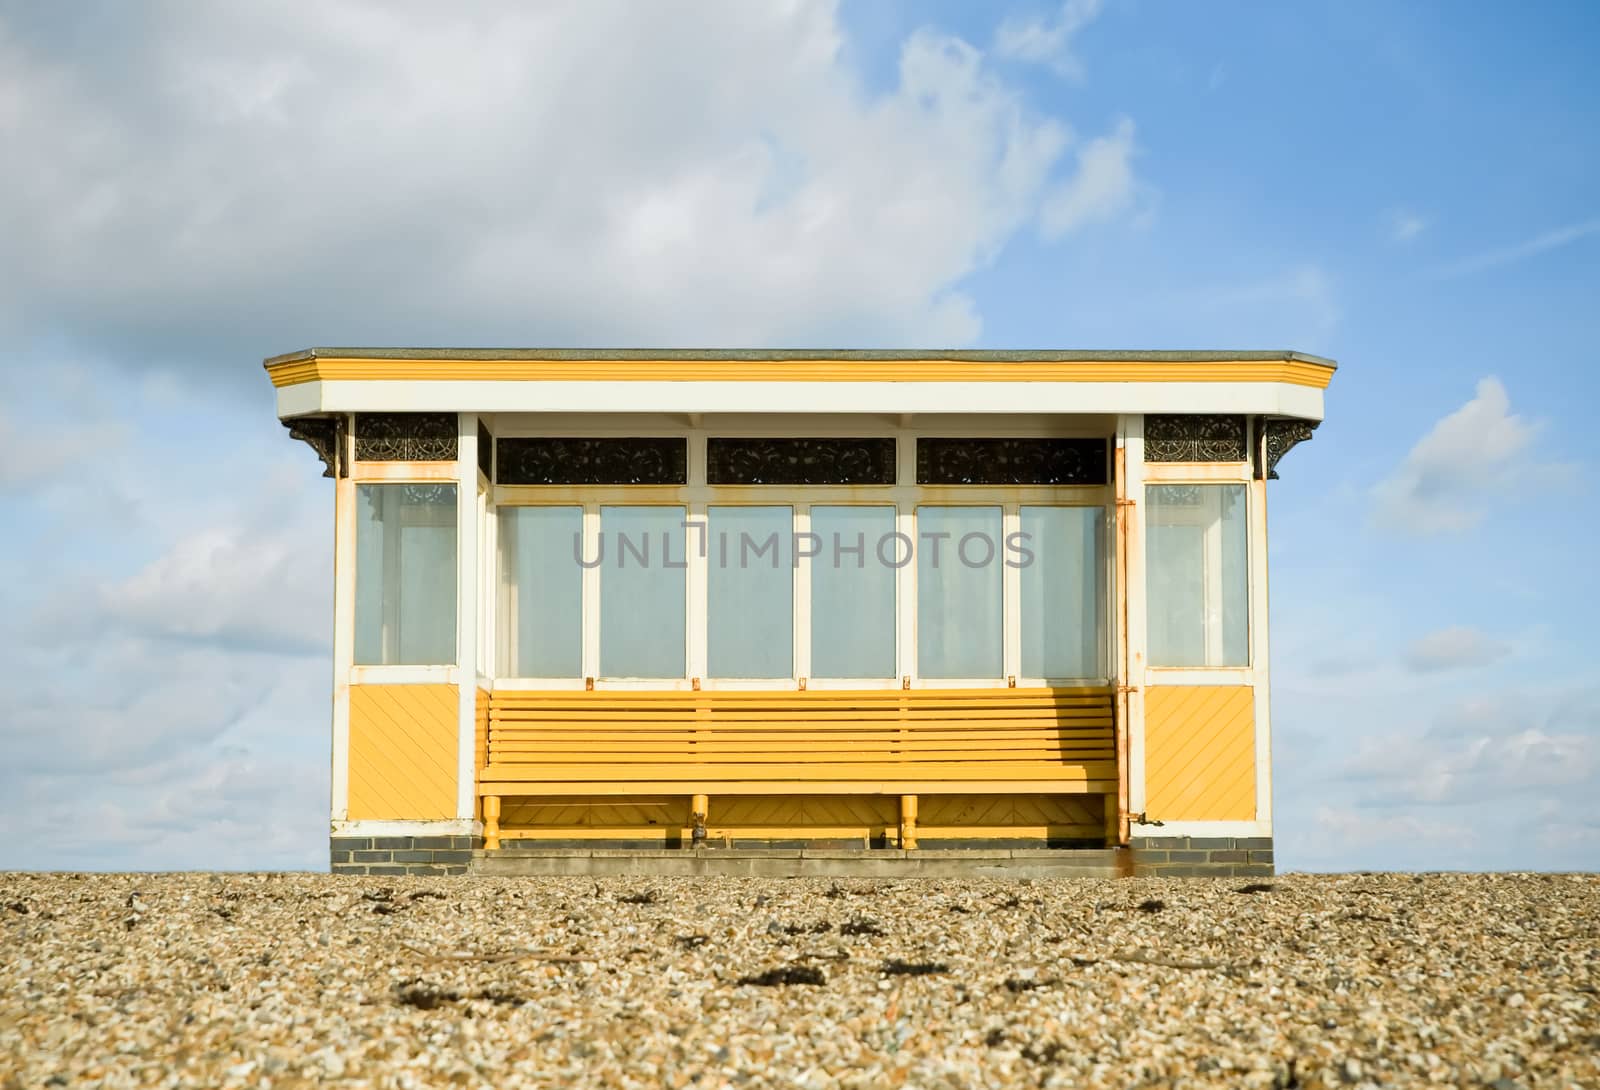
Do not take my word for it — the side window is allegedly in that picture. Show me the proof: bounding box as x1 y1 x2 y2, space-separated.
1146 484 1248 666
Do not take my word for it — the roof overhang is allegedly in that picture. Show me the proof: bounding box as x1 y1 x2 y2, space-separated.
265 348 1336 422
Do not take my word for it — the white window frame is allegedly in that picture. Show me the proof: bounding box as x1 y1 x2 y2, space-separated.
1142 460 1254 677
488 417 1115 692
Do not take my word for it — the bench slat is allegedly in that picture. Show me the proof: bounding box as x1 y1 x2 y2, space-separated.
479 778 1117 796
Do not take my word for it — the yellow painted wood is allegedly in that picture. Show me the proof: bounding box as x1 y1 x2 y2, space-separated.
491 686 1116 701
1143 685 1256 822
918 793 1104 834
474 686 489 772
347 684 459 820
267 355 1335 389
713 794 895 830
481 760 1116 781
900 795 918 850
477 778 1117 796
501 795 688 831
478 687 1118 844
483 795 501 850
473 686 489 821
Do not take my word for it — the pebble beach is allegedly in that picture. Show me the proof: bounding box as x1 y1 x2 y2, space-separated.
2 872 1596 1088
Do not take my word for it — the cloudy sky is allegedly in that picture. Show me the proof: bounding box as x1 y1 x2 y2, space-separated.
1 0 1595 872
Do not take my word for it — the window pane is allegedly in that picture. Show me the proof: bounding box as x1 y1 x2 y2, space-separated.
707 506 793 677
354 484 457 665
917 506 1002 678
811 506 896 678
498 506 583 677
600 506 686 677
1020 506 1105 677
1147 484 1249 667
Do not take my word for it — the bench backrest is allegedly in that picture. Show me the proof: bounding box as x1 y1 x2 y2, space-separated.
483 687 1115 789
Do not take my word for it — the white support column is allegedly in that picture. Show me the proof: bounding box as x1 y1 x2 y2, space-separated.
1117 417 1149 824
1249 455 1273 828
330 420 356 823
455 414 479 822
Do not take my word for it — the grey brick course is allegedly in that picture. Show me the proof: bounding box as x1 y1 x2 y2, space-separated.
1128 836 1274 878
331 835 485 876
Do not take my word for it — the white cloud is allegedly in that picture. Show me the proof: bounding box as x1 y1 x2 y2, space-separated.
93 525 325 656
1372 377 1570 535
1431 217 1600 279
1337 689 1598 808
994 0 1104 79
0 360 331 868
1311 806 1468 848
1389 208 1427 243
0 2 1137 366
1038 116 1138 238
1404 625 1510 673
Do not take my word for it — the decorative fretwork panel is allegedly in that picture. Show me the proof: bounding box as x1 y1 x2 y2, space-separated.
1145 415 1248 462
916 438 1107 485
496 437 688 485
706 437 896 485
1261 418 1317 479
354 412 458 462
284 415 344 478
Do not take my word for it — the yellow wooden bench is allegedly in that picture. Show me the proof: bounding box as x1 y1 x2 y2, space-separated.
478 687 1117 849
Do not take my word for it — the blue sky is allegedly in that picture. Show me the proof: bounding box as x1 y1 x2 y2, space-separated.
0 0 1595 870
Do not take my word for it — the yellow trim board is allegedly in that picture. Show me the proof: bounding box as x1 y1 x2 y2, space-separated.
267 356 1335 389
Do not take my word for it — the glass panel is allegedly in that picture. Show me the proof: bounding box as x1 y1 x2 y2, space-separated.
811 506 896 678
599 506 686 677
707 506 793 677
1020 506 1106 677
917 506 1003 678
498 506 583 677
1146 484 1249 667
354 484 457 665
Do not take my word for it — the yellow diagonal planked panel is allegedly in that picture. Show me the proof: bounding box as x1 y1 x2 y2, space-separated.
1144 686 1256 822
348 684 458 820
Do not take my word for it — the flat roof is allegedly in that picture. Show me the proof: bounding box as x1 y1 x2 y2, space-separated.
266 347 1337 369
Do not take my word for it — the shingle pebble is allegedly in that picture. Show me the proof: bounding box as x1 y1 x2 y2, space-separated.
1 872 1596 1087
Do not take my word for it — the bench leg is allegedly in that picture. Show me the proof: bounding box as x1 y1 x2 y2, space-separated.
483 795 502 851
1103 794 1119 847
691 793 708 847
899 794 918 851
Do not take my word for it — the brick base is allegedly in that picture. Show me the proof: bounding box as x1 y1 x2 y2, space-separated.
330 836 481 876
1129 836 1274 878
